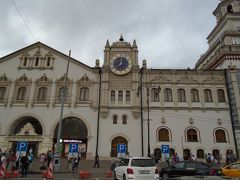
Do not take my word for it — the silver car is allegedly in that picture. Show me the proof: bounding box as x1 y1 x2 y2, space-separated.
113 157 159 180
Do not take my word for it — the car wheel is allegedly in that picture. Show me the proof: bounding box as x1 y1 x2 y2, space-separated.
123 174 127 180
162 173 169 180
113 171 117 180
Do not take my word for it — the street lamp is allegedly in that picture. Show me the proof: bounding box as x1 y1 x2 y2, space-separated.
146 83 161 157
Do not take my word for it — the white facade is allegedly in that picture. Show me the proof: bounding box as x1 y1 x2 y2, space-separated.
0 0 239 161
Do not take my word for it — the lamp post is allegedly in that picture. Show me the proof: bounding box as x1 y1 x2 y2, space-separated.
146 83 160 157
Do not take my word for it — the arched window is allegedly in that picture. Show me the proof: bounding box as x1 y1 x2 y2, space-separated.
122 115 127 124
111 90 115 101
126 91 130 102
186 128 198 142
46 57 51 66
37 87 47 100
118 91 123 102
177 88 186 102
217 89 225 102
191 89 199 102
17 87 27 100
80 87 89 101
215 129 227 142
113 115 117 124
35 57 39 66
197 149 204 159
23 57 27 66
59 87 68 101
227 5 233 13
151 88 160 102
204 89 213 102
0 87 6 100
158 128 170 141
164 88 173 102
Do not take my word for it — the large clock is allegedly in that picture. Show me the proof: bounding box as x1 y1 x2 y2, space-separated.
110 55 132 75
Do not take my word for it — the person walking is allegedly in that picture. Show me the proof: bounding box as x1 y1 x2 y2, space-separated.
20 155 29 177
93 153 100 168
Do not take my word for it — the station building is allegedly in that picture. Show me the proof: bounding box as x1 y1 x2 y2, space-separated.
0 0 240 160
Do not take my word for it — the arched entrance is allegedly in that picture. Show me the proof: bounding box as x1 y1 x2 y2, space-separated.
9 116 43 157
212 149 220 160
111 136 128 157
54 117 88 157
183 149 191 160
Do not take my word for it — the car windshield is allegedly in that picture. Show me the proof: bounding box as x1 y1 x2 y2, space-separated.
130 159 155 167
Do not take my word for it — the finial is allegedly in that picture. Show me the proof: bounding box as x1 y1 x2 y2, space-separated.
133 39 137 48
119 35 124 42
105 39 110 48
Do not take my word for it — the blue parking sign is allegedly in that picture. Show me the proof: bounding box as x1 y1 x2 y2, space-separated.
161 145 170 158
69 143 78 153
17 141 28 156
117 144 126 153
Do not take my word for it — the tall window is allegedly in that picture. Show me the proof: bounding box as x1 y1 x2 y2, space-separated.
122 115 127 124
0 87 6 100
204 89 213 102
23 57 27 66
37 87 47 100
186 128 198 142
118 91 123 102
158 128 170 141
59 87 68 101
217 89 225 102
16 87 27 100
80 87 89 101
46 57 51 67
35 57 39 66
151 88 160 102
113 115 117 124
215 129 227 142
126 91 130 102
191 89 199 102
111 90 115 101
164 88 173 102
177 88 186 102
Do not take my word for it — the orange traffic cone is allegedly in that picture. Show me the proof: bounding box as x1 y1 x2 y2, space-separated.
47 162 54 179
0 161 6 177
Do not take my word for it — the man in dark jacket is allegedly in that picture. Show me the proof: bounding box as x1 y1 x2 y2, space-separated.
93 153 100 168
20 155 29 177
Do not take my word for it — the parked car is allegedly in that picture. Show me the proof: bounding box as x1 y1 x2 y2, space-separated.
220 161 240 177
113 157 159 180
159 160 217 180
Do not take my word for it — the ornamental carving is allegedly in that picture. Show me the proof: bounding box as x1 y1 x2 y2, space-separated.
0 74 8 82
17 123 37 135
176 76 198 83
16 74 31 82
203 76 224 83
150 75 171 83
37 73 51 82
111 42 131 48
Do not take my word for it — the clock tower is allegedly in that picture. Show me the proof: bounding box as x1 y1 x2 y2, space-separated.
100 36 140 118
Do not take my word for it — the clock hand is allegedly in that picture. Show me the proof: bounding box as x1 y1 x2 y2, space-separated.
118 58 122 66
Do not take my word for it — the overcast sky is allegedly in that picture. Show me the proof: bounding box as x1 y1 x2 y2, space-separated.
0 0 220 68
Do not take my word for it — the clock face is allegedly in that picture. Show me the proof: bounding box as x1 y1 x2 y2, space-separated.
110 55 132 75
113 57 129 71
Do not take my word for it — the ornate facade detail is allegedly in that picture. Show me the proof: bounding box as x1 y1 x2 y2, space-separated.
176 75 198 83
17 123 38 135
202 76 224 83
151 75 171 83
0 73 8 82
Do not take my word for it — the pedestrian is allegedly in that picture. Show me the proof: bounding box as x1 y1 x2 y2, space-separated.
94 153 100 168
47 150 53 167
66 154 72 170
20 155 29 177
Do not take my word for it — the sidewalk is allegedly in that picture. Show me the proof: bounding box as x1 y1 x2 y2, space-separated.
29 158 112 176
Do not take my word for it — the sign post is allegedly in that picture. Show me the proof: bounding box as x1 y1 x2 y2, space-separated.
117 143 126 158
69 143 79 158
16 141 28 156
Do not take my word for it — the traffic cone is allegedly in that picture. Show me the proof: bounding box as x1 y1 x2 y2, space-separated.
47 162 54 179
0 161 6 177
105 170 112 177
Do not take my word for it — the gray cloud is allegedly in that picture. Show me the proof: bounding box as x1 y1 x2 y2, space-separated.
0 0 219 68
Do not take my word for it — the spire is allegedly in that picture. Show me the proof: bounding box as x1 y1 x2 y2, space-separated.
105 39 110 48
119 35 124 42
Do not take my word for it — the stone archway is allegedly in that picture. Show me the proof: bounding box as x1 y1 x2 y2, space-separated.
183 149 191 160
53 117 88 157
9 116 43 156
111 136 128 157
